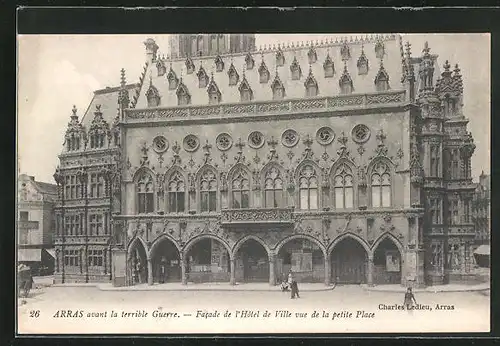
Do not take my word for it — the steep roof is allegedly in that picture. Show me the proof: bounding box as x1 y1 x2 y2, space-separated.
134 35 406 109
81 83 139 127
18 174 57 196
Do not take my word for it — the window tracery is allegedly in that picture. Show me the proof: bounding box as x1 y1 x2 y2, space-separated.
183 134 200 152
136 171 154 213
333 163 354 209
276 48 285 67
199 168 217 212
167 171 185 213
146 82 161 108
176 79 191 106
216 133 233 151
167 66 179 90
308 46 318 64
228 62 240 86
197 64 209 88
290 56 302 80
238 72 253 102
370 162 391 208
264 166 284 208
231 168 250 209
258 56 270 84
88 105 109 149
207 74 222 105
282 129 299 148
299 165 318 210
357 46 369 75
248 131 265 149
374 61 390 91
352 124 371 144
271 70 285 100
316 127 335 146
304 67 319 97
339 63 354 95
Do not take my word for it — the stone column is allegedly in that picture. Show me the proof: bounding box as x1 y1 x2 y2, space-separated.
147 257 153 286
230 258 236 285
269 253 276 286
367 254 374 287
324 253 331 286
181 254 187 285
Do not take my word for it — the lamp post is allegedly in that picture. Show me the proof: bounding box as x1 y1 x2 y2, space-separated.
53 167 65 284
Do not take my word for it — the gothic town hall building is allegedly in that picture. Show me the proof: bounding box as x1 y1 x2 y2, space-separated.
53 34 477 287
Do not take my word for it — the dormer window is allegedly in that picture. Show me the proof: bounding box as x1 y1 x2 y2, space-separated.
167 67 179 90
185 56 195 74
258 60 270 84
146 83 161 107
207 77 222 105
290 56 302 81
176 80 191 106
197 65 209 88
357 47 369 75
323 53 335 78
374 62 390 92
308 47 317 64
339 64 354 95
341 41 351 61
157 60 166 77
304 67 318 97
90 133 105 149
215 55 224 72
444 95 456 117
239 73 253 102
88 105 109 149
375 40 385 60
271 69 285 100
245 52 255 70
276 49 285 67
228 63 239 86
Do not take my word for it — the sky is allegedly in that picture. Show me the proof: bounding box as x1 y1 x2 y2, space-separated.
17 34 490 184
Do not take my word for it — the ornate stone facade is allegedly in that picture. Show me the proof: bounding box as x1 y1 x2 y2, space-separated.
53 34 476 287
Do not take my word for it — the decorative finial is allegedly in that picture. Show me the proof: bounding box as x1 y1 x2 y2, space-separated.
454 63 461 74
405 41 412 57
120 68 126 87
422 41 430 56
443 60 451 72
72 105 77 115
96 104 101 112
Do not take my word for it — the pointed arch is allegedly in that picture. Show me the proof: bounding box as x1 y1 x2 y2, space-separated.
228 163 252 209
167 66 179 90
232 234 271 257
371 232 405 256
261 162 286 209
339 63 354 94
164 165 188 213
149 233 182 258
196 64 209 88
323 53 335 78
207 77 222 105
238 74 253 102
127 236 149 260
176 79 191 106
290 56 302 80
367 157 395 208
258 58 270 84
374 62 390 91
183 234 232 260
133 167 155 214
295 159 322 210
304 67 319 97
330 158 356 210
271 71 285 100
227 62 239 86
146 83 161 108
327 232 371 257
275 234 327 257
196 164 219 213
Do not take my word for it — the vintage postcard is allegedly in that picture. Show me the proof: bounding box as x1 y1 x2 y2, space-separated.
17 33 490 334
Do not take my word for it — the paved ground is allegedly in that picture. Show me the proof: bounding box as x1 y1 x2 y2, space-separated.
18 284 489 334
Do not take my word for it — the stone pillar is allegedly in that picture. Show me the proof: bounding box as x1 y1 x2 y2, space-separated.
147 258 153 286
324 253 331 286
230 258 236 285
181 254 187 285
367 254 374 286
269 253 276 286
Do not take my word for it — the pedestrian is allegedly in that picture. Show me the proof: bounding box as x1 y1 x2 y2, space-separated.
288 270 293 286
404 287 417 313
159 257 167 284
290 280 300 299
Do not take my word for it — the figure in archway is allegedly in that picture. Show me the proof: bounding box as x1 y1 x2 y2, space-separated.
235 239 269 283
128 240 148 285
330 237 368 284
373 238 402 285
278 238 324 283
151 239 181 283
185 238 230 283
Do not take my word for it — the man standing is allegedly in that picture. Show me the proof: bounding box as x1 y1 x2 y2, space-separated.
291 280 300 299
159 257 167 284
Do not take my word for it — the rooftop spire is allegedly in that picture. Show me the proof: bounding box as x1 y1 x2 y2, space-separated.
120 68 126 87
71 105 78 120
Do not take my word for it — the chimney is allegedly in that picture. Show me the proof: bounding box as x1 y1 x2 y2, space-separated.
144 38 159 65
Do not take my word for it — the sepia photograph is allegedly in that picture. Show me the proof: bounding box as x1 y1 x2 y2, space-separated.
17 32 490 334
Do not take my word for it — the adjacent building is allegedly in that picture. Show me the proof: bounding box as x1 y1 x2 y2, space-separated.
53 34 477 287
473 172 490 245
17 174 58 275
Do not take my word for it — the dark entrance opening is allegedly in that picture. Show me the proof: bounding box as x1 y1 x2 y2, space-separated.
128 240 148 285
278 238 324 283
235 239 269 282
373 238 402 284
152 239 181 283
186 238 230 283
330 238 367 284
